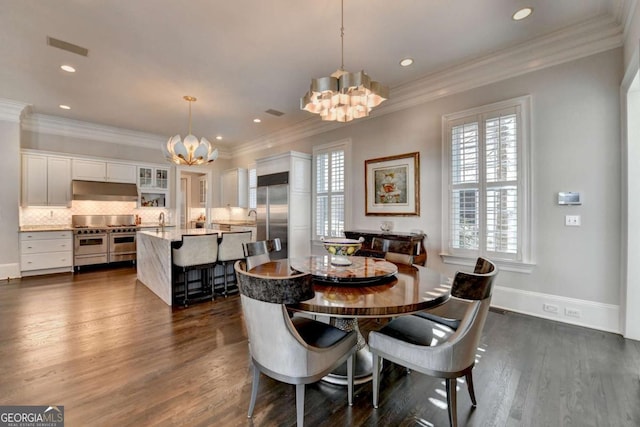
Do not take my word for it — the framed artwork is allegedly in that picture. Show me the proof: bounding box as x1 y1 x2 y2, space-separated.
365 152 420 216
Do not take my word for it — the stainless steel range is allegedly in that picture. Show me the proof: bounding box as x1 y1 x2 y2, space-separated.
73 215 138 268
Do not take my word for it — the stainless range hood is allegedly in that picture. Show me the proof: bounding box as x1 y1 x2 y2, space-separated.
72 180 139 202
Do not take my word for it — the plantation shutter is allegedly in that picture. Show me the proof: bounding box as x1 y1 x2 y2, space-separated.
315 148 345 238
448 105 521 260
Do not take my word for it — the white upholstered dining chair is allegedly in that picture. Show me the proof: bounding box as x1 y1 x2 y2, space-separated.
368 257 498 427
234 260 357 427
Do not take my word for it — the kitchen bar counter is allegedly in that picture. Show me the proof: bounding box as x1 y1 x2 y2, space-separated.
136 228 222 305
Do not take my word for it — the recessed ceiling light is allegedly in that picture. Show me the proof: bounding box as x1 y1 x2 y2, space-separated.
60 65 76 73
400 58 414 67
512 7 533 21
59 104 71 110
253 118 261 123
216 136 223 140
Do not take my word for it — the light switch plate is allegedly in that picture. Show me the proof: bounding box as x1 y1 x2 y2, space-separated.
565 215 581 226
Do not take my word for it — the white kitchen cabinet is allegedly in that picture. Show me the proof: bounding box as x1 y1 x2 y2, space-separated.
199 176 207 206
138 166 169 190
73 159 136 183
20 231 73 276
21 154 71 207
138 166 170 208
221 168 247 207
72 159 106 181
106 162 137 183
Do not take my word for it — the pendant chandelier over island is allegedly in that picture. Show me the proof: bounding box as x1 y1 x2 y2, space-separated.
163 96 219 166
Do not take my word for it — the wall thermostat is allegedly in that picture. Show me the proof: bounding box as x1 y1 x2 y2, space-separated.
558 192 581 206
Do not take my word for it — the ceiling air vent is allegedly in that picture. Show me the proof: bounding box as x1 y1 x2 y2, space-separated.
47 36 89 57
265 109 284 117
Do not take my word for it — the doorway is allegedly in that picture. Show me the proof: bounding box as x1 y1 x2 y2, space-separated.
176 168 211 229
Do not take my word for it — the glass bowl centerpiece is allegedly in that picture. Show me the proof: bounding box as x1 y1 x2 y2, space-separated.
321 237 364 266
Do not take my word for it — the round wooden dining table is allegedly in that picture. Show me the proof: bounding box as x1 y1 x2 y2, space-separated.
248 255 451 385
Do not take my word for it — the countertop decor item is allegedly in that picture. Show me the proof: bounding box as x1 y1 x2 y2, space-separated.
163 96 219 166
300 0 388 123
321 237 364 266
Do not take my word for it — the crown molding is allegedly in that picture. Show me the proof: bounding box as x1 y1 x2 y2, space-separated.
620 0 638 37
21 113 233 159
232 115 344 156
231 15 624 157
22 113 164 149
0 99 31 123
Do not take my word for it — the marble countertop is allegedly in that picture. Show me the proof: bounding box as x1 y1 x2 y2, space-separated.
210 220 256 226
20 224 73 232
138 228 222 242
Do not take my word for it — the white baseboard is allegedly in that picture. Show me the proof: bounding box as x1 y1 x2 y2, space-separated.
491 285 620 334
0 263 21 281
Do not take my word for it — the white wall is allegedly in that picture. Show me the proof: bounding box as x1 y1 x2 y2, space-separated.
624 0 640 71
0 119 22 279
235 48 624 331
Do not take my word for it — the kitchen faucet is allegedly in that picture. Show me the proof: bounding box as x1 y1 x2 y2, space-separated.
248 209 257 219
159 212 165 232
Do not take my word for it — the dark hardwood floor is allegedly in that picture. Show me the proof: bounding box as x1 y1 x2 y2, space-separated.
1 267 639 426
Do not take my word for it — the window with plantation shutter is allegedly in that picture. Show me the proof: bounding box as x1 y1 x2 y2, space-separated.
313 140 351 239
443 96 531 264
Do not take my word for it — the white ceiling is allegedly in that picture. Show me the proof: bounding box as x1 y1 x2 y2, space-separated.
0 0 626 152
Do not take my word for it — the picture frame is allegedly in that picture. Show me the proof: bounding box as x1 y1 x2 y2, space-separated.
365 152 420 216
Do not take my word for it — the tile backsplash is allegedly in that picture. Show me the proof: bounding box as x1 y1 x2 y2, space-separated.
210 207 250 222
21 203 253 227
20 201 170 226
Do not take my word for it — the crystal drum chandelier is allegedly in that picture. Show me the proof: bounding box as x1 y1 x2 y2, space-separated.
300 0 388 122
164 96 219 166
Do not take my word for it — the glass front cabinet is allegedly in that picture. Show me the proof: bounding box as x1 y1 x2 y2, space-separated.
138 166 170 208
138 166 169 190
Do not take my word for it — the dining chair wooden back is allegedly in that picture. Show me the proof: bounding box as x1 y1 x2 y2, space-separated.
242 238 282 270
384 251 414 266
372 237 418 257
234 260 357 427
368 257 498 427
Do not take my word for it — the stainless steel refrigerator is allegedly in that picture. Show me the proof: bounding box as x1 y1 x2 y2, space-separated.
257 172 289 259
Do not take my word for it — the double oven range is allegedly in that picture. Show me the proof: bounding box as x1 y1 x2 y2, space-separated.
73 215 138 268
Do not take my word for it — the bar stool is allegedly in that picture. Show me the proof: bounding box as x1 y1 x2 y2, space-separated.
216 231 253 296
172 234 219 306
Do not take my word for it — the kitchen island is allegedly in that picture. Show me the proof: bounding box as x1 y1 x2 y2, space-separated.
137 228 222 305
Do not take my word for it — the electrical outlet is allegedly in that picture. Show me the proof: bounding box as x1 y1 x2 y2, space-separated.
565 308 581 318
565 215 581 226
543 303 559 314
